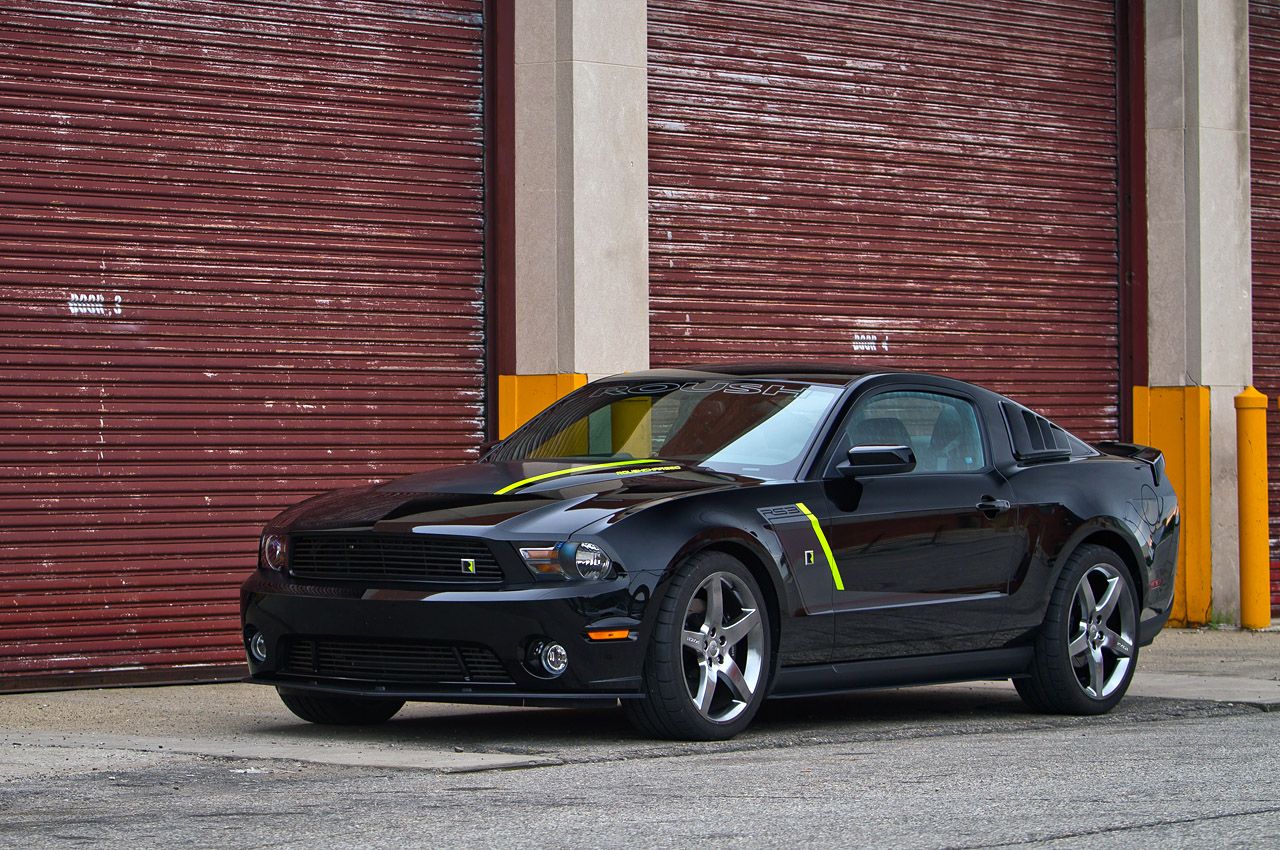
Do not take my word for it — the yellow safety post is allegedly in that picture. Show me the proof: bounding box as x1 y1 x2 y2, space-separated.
1133 385 1212 626
1235 387 1271 629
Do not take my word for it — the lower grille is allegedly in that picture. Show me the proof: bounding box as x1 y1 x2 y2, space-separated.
282 637 514 685
288 533 503 585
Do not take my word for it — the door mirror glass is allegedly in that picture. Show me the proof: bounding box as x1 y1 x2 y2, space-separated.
837 444 916 478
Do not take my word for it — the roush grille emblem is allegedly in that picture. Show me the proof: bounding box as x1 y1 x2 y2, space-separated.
460 558 477 574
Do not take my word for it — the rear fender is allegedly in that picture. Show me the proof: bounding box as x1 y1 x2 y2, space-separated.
1048 516 1153 609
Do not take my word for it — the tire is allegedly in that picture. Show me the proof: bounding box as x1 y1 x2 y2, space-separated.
1015 544 1139 715
276 687 405 725
624 551 773 741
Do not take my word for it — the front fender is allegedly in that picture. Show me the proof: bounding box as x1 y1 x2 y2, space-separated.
626 525 789 646
591 490 826 669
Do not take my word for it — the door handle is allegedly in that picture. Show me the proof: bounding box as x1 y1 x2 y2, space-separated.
977 497 1011 515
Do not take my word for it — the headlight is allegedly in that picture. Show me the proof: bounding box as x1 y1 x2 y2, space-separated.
261 533 287 571
518 542 616 581
569 542 613 580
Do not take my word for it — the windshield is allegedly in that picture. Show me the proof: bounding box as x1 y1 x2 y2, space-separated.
490 379 844 479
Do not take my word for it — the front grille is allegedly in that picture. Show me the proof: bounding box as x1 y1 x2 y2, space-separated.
283 637 514 685
288 533 503 585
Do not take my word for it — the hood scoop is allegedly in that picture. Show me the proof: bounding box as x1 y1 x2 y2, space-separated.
379 492 552 522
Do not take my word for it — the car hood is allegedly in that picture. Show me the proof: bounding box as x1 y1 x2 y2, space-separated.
272 459 765 539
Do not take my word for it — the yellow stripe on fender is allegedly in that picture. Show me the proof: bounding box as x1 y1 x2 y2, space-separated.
495 459 662 495
795 501 844 591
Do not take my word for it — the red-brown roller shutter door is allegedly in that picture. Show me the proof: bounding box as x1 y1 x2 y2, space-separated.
649 0 1124 441
0 0 487 689
1250 0 1280 606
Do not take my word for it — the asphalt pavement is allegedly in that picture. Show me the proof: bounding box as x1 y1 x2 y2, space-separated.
1 628 1277 848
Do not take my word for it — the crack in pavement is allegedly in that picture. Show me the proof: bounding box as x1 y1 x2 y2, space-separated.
942 805 1280 849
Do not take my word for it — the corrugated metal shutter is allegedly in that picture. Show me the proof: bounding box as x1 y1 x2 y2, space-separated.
1251 0 1280 576
648 0 1123 441
0 0 487 689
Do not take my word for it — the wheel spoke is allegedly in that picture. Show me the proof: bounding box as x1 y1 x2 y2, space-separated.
720 657 753 703
1087 646 1105 696
1068 628 1090 658
682 630 705 651
1103 627 1134 658
1095 576 1122 619
704 578 724 629
693 666 717 715
719 608 760 648
1076 576 1098 617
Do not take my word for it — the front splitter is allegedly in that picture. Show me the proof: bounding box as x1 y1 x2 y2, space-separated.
249 673 642 706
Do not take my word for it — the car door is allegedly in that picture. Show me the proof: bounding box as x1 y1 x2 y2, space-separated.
811 388 1027 661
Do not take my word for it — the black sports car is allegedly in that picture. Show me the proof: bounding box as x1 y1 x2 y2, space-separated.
241 364 1179 740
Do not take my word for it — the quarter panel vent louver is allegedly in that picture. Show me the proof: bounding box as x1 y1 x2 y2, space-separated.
1001 402 1072 463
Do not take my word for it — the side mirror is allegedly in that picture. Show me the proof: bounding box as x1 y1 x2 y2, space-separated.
837 444 916 478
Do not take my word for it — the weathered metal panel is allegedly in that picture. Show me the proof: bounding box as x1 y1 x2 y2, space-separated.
1251 0 1280 568
0 0 487 688
648 0 1123 441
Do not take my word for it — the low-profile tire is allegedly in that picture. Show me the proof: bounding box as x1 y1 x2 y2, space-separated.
276 687 405 725
623 551 773 741
1015 544 1139 715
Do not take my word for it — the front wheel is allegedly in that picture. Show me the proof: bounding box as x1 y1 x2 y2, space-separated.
276 687 405 725
624 551 772 741
1015 544 1139 715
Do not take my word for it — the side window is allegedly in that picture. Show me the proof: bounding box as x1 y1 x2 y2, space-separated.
828 390 987 475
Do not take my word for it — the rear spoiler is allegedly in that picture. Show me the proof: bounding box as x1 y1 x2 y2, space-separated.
1093 441 1166 486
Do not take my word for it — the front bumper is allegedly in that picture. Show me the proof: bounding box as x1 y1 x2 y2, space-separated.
240 570 648 702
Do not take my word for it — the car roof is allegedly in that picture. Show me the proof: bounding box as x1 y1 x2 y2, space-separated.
610 362 903 385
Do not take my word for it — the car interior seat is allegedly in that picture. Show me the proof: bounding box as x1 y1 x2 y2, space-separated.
927 405 980 471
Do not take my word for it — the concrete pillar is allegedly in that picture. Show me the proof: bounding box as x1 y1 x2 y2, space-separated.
1141 0 1253 624
499 0 649 437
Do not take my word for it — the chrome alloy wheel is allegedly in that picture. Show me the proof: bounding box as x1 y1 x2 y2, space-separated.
680 570 766 723
1069 563 1136 699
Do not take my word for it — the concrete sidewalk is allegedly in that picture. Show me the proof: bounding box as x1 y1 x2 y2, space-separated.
0 627 1275 775
1067 626 1280 708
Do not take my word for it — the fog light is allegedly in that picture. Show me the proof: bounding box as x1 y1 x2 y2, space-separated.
540 642 569 677
248 631 268 663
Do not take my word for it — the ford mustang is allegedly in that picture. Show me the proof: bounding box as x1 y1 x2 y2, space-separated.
240 364 1179 740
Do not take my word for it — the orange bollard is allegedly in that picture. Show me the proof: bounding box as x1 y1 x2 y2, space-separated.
1236 387 1270 629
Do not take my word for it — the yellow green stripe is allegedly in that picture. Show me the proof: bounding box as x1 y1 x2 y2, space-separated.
795 501 844 591
495 459 662 495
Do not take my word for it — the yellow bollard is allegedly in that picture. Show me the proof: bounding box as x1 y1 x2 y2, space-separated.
1235 387 1271 629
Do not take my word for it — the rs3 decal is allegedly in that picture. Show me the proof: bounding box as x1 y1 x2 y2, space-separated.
757 504 805 522
757 503 845 591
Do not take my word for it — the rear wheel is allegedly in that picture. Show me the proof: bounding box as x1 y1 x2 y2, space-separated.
624 551 772 740
276 687 405 725
1015 544 1139 714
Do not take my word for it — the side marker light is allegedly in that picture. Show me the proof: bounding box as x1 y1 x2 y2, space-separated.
586 629 632 641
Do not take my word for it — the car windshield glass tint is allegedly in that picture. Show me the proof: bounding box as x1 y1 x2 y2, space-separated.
490 380 843 479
